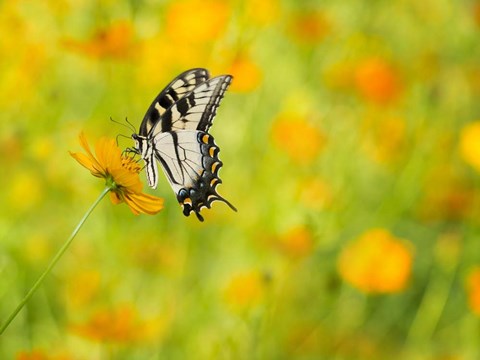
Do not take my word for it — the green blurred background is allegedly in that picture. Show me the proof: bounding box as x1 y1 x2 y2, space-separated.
2 0 480 359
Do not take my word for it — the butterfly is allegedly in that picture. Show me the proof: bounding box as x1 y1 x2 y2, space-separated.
131 68 237 221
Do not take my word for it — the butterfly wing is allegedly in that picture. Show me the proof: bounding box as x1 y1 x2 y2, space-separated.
153 130 237 221
139 68 210 136
150 74 233 134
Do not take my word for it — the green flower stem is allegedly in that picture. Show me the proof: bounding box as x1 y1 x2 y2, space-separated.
0 186 111 336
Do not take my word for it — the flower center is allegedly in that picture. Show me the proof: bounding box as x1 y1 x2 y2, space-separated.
121 156 141 174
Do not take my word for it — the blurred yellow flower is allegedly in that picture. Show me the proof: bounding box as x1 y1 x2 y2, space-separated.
271 114 326 164
8 170 44 213
362 115 406 164
354 57 402 105
64 269 101 309
277 226 315 260
71 304 166 343
338 228 413 294
459 121 480 172
223 271 268 310
298 178 333 211
61 20 135 59
288 11 330 45
70 132 164 215
244 0 280 26
30 137 55 161
165 0 230 43
0 43 46 108
466 266 480 316
322 60 355 92
129 239 185 275
24 235 51 264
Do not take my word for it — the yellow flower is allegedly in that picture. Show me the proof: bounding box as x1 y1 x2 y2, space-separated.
297 177 333 211
459 121 480 172
361 115 406 164
465 266 480 316
223 271 268 310
271 113 326 164
63 269 101 309
8 170 44 213
69 132 163 215
337 228 413 294
244 0 280 26
165 0 230 43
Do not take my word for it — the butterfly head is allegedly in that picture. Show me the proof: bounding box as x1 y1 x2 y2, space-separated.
131 133 149 158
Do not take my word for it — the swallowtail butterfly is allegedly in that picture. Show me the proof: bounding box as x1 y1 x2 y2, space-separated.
131 68 237 221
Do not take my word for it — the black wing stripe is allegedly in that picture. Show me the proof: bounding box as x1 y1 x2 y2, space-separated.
140 68 210 136
152 75 232 133
198 75 232 132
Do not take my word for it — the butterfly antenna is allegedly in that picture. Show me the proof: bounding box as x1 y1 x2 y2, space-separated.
110 116 136 133
125 117 137 133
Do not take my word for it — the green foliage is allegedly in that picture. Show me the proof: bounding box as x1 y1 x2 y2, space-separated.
1 0 480 359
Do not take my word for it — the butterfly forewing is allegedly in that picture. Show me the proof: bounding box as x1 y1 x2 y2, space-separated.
139 68 210 136
151 75 232 134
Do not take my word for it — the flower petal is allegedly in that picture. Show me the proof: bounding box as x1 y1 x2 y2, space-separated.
69 151 103 177
123 191 164 215
110 191 123 205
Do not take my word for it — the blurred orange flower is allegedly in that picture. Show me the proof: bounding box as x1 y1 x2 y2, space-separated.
71 304 166 343
16 350 72 360
70 132 164 215
288 11 330 45
418 164 474 222
61 20 135 59
459 121 480 172
16 351 48 360
223 270 268 310
271 114 326 164
277 226 315 260
466 266 480 316
227 54 263 92
473 2 480 27
354 57 402 105
165 0 230 43
338 228 413 294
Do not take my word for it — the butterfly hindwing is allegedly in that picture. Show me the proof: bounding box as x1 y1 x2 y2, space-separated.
153 130 236 221
140 68 210 136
